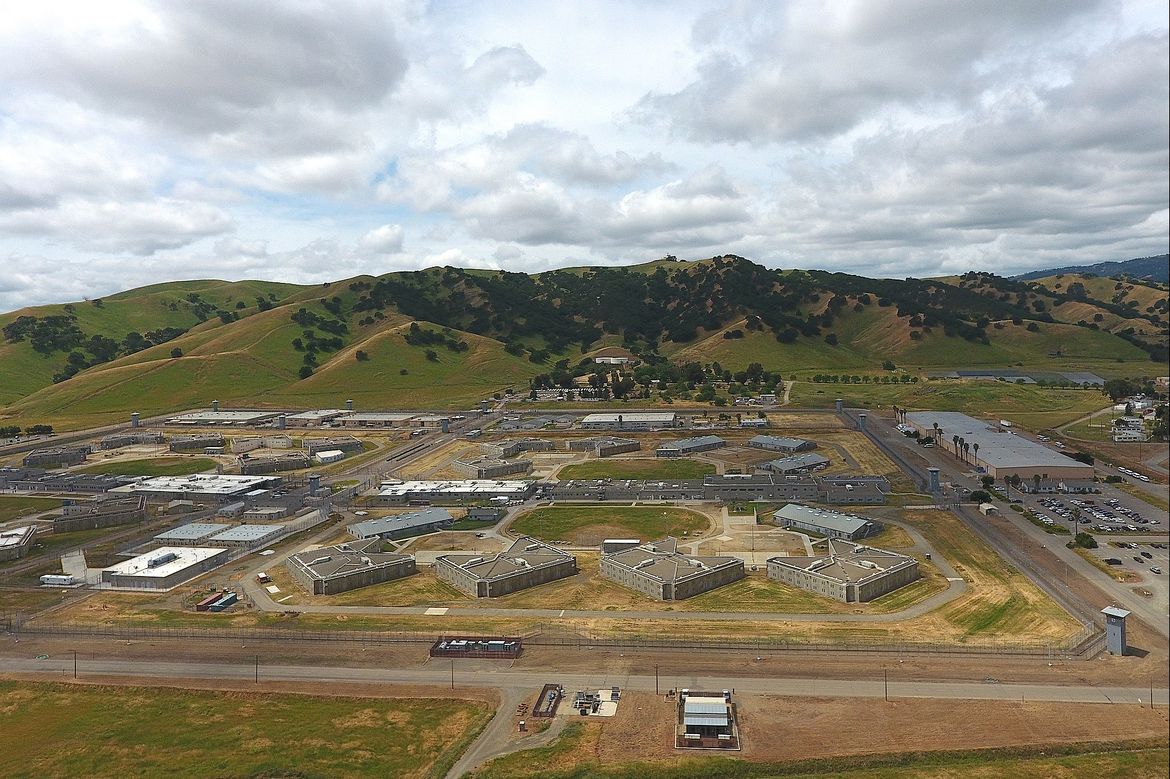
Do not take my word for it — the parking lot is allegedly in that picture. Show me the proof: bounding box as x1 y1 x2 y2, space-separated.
1081 537 1170 618
1030 494 1165 535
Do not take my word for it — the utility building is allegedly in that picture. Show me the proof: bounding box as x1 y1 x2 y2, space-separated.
347 507 454 541
761 452 830 474
101 547 229 590
766 539 919 602
748 435 816 453
286 538 416 595
655 435 726 458
435 537 577 598
580 412 678 431
772 504 878 540
599 537 744 600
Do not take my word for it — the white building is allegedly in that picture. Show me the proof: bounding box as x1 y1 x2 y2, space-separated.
101 547 229 590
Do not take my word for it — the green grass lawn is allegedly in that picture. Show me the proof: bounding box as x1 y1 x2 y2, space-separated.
77 456 218 477
0 495 61 523
0 681 492 779
510 505 709 543
557 458 716 480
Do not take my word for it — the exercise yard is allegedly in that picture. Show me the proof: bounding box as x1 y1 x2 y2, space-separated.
509 505 711 545
557 458 716 480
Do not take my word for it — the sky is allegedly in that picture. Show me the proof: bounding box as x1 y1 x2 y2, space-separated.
1 0 1167 311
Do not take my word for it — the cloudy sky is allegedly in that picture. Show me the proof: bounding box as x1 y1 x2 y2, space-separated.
2 0 1167 310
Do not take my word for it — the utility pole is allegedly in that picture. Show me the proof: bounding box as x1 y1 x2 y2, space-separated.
655 664 660 695
451 658 455 690
72 649 77 679
884 668 888 702
254 654 259 684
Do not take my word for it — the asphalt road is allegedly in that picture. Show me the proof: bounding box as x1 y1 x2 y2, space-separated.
3 655 1166 706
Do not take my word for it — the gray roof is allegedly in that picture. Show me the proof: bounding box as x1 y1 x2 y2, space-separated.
288 538 412 580
774 504 873 535
603 537 741 583
905 411 1094 471
154 523 229 541
768 539 916 584
348 507 453 538
749 435 812 450
657 435 725 452
206 524 285 542
438 536 572 581
765 453 829 471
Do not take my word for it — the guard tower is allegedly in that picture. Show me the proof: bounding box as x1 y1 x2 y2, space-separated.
834 398 843 413
1102 606 1130 655
927 467 941 493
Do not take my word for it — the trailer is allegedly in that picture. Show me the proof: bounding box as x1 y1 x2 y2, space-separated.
429 635 523 659
195 593 222 612
207 591 238 612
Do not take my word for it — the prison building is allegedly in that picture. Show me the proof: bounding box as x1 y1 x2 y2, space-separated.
114 474 281 502
204 524 287 549
375 480 536 506
904 411 1095 480
466 507 504 522
314 449 345 465
165 410 282 427
52 496 148 532
738 417 769 428
237 452 310 474
766 539 919 602
748 435 816 453
566 437 641 457
169 434 225 452
599 537 744 601
452 456 532 479
347 507 454 541
152 523 230 546
435 537 577 598
337 412 418 428
21 446 90 468
579 412 679 431
304 436 365 456
549 479 707 502
243 506 291 521
656 435 726 458
817 479 886 504
701 474 822 503
101 547 229 590
286 538 416 595
762 452 830 475
485 438 555 458
0 526 36 562
773 503 878 541
284 409 353 427
100 431 165 450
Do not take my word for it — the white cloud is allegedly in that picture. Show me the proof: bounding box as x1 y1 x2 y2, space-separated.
359 224 406 254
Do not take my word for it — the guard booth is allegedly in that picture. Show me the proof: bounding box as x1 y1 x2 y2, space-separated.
1102 606 1130 655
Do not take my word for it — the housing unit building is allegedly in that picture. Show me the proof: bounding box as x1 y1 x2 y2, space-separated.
101 547 229 590
0 467 134 495
773 503 878 540
655 435 726 458
169 434 225 452
153 523 229 546
237 452 310 474
579 412 678 431
53 496 148 532
0 526 36 562
21 446 90 468
165 410 282 426
204 524 287 549
284 409 353 427
485 439 555 458
452 456 532 479
336 412 418 428
435 536 577 597
761 452 830 475
347 507 454 541
748 435 816 453
565 437 641 457
304 436 365 455
905 411 1095 480
375 480 535 505
767 539 919 602
100 431 165 449
286 538 416 595
114 474 281 502
599 537 744 600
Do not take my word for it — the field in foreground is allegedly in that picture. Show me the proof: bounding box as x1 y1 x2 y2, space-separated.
509 505 711 544
556 458 716 480
76 456 218 477
0 681 492 779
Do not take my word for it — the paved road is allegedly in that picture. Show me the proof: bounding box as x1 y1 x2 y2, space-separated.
3 655 1166 706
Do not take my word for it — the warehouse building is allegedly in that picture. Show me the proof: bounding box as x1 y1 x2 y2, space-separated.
286 538 416 595
580 412 679 431
347 507 454 541
767 539 919 602
748 435 816 453
337 412 418 428
100 431 165 449
169 434 225 452
566 436 641 457
656 435 726 458
375 480 536 505
452 456 532 479
101 547 229 590
114 474 281 502
304 436 364 456
165 410 282 426
762 452 830 475
905 411 1095 480
486 439 555 458
599 537 744 600
773 504 878 540
22 446 90 468
0 526 36 562
314 449 346 464
52 496 148 532
435 537 577 598
152 523 230 546
204 524 287 549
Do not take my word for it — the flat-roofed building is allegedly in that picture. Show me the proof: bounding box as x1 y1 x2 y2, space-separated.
304 436 364 455
0 526 36 561
347 507 454 541
435 536 577 597
22 446 90 468
314 449 346 464
238 452 309 474
338 412 418 428
580 412 678 431
486 439 555 458
739 417 769 428
566 437 641 457
101 547 229 590
286 538 416 595
905 411 1095 480
762 452 830 475
52 496 149 532
284 409 353 427
152 523 230 546
169 434 225 452
656 435 726 458
773 503 878 540
100 431 165 449
165 410 282 426
452 456 532 479
375 480 535 505
600 537 744 600
767 539 919 602
113 473 281 502
205 524 287 548
748 435 816 453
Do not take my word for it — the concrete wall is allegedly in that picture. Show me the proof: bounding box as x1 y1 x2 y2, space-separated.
670 561 745 600
767 559 919 603
598 557 668 599
288 557 417 595
435 555 577 598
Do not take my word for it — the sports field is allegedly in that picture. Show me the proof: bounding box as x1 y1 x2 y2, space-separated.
77 456 218 477
509 505 711 544
557 458 715 480
0 681 493 779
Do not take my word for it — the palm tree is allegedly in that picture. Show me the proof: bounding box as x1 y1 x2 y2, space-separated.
953 434 961 458
962 441 970 463
972 442 979 465
933 422 941 444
